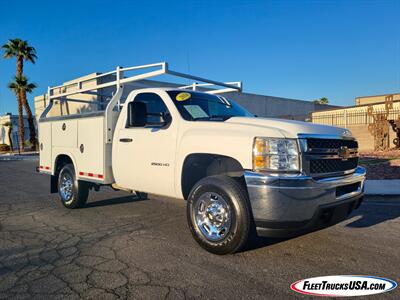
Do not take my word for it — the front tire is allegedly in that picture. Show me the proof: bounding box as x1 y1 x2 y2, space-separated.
58 163 89 209
187 175 251 255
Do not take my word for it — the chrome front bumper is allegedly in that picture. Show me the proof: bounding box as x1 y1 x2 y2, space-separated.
244 166 366 237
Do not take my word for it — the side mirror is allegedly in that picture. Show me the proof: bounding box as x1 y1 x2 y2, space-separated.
128 101 147 127
161 112 172 126
145 112 172 127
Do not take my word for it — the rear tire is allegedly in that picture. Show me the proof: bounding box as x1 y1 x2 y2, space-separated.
58 163 89 209
187 175 251 255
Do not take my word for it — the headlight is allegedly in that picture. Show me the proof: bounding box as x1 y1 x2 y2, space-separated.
253 137 300 172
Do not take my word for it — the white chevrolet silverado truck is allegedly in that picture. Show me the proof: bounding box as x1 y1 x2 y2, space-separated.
38 62 366 254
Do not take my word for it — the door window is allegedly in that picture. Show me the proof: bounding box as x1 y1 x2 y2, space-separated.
132 93 170 126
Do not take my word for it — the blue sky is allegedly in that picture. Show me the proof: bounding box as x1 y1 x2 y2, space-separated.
0 0 399 114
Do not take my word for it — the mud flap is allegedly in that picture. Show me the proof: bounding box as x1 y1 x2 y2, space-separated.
51 175 58 193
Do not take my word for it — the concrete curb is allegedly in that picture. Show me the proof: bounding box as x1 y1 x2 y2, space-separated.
364 180 400 195
0 153 39 161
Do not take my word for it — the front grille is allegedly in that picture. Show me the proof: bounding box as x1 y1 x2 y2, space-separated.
307 138 358 150
310 157 358 174
302 137 359 176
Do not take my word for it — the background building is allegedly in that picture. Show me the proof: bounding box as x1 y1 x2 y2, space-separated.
311 93 400 151
0 113 31 150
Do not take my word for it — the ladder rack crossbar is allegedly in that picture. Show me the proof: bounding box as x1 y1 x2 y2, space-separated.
178 81 241 93
120 62 166 73
48 63 166 100
49 70 117 91
165 70 240 91
58 98 102 105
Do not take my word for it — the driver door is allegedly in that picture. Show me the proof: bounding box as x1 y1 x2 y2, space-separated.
114 92 177 197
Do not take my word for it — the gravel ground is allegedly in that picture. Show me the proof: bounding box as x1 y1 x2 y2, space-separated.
0 160 399 299
360 150 400 179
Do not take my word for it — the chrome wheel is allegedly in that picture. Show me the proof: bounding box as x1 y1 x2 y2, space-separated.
59 173 73 203
194 192 232 241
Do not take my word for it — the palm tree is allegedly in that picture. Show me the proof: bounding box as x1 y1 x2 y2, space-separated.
3 121 13 152
2 38 37 77
2 38 38 150
314 97 329 105
8 76 37 151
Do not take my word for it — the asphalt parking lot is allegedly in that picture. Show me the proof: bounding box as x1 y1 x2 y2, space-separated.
0 160 399 299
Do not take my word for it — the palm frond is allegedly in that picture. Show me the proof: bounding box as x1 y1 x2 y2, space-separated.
26 82 37 93
7 80 19 94
1 41 17 58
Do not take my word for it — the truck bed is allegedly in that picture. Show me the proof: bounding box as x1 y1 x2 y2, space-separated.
39 111 116 184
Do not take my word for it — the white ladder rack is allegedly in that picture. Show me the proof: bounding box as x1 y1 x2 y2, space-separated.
40 62 242 144
46 62 242 102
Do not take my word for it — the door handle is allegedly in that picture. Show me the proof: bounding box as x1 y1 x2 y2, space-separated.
119 138 133 143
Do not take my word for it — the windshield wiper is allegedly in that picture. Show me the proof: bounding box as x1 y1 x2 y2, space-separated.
193 115 231 121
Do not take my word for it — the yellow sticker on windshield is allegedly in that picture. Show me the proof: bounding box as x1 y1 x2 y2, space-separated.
176 92 191 101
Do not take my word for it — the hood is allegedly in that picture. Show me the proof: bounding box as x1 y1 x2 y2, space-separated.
225 117 351 139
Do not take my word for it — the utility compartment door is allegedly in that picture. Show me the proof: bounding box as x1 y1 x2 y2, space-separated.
51 120 78 148
77 117 105 180
38 122 52 170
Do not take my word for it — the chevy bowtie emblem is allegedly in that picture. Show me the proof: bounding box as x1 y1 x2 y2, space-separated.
338 146 351 160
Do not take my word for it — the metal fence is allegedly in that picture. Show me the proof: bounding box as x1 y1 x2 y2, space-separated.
311 109 400 127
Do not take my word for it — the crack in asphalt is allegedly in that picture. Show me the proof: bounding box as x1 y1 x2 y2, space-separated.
0 200 189 299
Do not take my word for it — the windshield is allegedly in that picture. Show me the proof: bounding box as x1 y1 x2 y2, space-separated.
167 90 254 121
